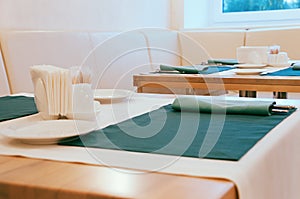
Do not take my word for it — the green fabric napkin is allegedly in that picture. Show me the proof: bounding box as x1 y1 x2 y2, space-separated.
0 96 38 122
160 64 208 74
207 59 239 65
292 63 300 70
172 96 275 116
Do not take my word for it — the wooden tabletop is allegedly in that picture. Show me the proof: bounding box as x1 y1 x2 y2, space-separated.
133 72 300 94
0 155 237 199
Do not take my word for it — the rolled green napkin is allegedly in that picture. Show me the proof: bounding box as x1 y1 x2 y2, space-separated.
172 96 276 116
207 59 239 65
160 64 208 74
292 62 300 70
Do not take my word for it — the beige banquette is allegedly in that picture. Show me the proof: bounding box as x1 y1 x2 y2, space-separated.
0 49 10 96
0 26 299 96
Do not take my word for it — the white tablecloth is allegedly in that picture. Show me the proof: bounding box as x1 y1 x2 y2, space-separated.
0 93 300 199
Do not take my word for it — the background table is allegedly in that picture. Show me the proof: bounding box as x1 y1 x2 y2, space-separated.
133 72 300 98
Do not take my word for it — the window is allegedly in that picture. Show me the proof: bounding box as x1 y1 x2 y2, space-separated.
183 0 300 29
212 0 300 27
223 0 300 13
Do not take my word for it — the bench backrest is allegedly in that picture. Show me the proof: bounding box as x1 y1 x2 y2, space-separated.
245 26 300 60
0 47 10 96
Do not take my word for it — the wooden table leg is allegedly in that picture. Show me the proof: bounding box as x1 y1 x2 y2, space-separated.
239 90 257 98
273 92 288 99
137 86 143 93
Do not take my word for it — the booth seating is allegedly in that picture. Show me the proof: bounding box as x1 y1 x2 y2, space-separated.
0 28 246 95
0 26 300 95
0 48 10 96
0 30 163 94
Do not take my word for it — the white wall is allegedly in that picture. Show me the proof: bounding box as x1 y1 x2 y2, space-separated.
184 0 209 29
0 0 171 31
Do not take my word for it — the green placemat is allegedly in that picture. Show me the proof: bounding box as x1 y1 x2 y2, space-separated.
60 103 295 161
0 96 38 122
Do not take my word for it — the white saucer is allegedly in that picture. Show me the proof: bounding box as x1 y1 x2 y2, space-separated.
235 69 266 75
234 64 267 69
1 120 96 144
94 89 133 103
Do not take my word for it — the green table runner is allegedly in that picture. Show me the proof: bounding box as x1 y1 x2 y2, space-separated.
61 101 295 161
1 96 295 161
0 96 38 122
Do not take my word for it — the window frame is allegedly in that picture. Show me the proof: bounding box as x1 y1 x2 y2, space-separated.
210 0 300 27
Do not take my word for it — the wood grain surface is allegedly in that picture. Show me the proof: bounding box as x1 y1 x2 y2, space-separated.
133 73 300 94
0 156 237 199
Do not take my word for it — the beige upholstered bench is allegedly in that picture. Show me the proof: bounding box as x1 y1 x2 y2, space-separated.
1 29 244 94
6 27 298 95
0 30 153 93
0 46 10 96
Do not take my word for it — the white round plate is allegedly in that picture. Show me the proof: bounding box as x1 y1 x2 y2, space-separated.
235 69 266 75
1 120 96 144
94 89 133 103
234 64 267 69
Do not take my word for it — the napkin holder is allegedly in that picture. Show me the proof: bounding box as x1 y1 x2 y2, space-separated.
267 52 289 67
30 65 95 121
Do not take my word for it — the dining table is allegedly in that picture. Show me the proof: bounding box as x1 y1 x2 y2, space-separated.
133 66 300 98
0 93 237 199
0 92 300 199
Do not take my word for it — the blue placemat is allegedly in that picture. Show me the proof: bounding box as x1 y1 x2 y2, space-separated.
262 67 300 76
158 65 234 74
200 66 233 74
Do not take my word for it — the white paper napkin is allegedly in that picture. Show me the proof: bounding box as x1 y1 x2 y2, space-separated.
30 65 97 121
30 65 72 119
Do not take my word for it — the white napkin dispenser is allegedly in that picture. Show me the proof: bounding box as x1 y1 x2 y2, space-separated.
30 65 95 120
